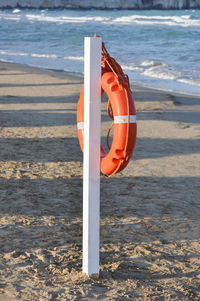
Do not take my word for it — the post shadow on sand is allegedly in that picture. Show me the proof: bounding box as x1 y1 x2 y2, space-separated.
0 109 76 127
0 81 83 89
0 94 80 104
0 137 82 162
138 109 200 124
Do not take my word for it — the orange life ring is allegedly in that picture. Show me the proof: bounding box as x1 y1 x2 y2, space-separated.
77 71 137 177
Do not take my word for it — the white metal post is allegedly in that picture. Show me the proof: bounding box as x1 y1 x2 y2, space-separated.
83 37 102 276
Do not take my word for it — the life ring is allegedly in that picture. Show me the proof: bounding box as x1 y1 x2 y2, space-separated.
77 71 137 177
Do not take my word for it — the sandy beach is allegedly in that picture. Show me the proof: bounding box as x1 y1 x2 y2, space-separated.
0 61 200 300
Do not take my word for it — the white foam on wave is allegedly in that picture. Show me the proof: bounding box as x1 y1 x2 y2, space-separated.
143 69 177 80
26 14 110 23
31 53 58 58
121 65 142 72
64 56 84 61
140 59 167 67
113 14 200 27
178 78 200 87
13 9 21 14
0 50 28 56
142 62 181 80
120 60 181 81
0 58 11 63
1 11 199 28
0 50 83 62
1 16 21 21
0 50 60 60
138 59 181 81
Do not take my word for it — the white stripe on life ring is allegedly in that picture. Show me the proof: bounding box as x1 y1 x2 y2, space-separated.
78 115 136 129
114 115 136 124
77 122 84 130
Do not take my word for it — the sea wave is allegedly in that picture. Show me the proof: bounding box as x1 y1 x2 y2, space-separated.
178 78 200 86
0 50 28 56
1 11 200 28
64 56 84 61
113 14 200 27
0 11 111 23
13 9 21 13
31 53 58 58
141 59 181 81
25 14 110 23
0 15 21 21
140 59 167 67
0 50 85 62
121 65 143 72
0 50 62 61
143 68 178 80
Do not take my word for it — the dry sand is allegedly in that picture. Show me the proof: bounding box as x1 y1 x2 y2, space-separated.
0 61 200 300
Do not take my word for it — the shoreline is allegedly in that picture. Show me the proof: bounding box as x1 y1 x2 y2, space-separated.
1 60 199 100
0 59 200 300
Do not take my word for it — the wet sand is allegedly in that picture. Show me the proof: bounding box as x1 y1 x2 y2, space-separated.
0 61 200 300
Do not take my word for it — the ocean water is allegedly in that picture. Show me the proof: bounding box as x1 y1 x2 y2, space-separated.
0 8 200 96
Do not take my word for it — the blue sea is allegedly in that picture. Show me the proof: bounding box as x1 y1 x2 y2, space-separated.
0 8 200 95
